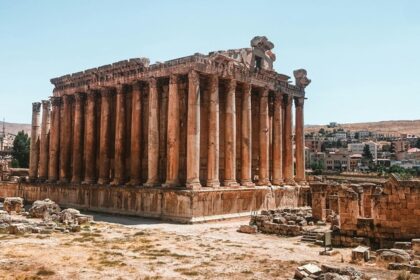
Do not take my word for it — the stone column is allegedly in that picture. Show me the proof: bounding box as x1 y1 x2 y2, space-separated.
165 74 180 187
186 70 201 189
272 93 283 185
258 88 270 186
224 79 239 187
283 94 294 184
29 102 41 181
71 92 85 184
207 74 220 188
129 83 142 186
295 97 305 182
98 88 112 185
144 78 159 187
240 83 255 187
59 95 72 183
83 91 97 184
112 84 127 185
48 97 61 182
38 100 51 181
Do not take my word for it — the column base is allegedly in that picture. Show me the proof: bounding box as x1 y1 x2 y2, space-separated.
143 181 159 188
283 178 296 185
223 180 240 188
111 179 125 186
97 178 110 185
186 179 201 190
47 178 58 184
71 178 82 184
206 180 220 188
82 179 96 185
162 180 181 188
127 179 141 187
240 180 255 187
58 178 70 184
257 179 271 186
37 177 47 183
271 179 284 186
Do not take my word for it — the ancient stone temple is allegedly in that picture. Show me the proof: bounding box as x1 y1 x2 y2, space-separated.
20 36 311 222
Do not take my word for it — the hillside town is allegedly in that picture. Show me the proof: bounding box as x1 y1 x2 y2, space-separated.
305 122 420 176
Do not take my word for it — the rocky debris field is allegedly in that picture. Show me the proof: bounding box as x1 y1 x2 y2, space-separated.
0 201 415 279
0 197 93 235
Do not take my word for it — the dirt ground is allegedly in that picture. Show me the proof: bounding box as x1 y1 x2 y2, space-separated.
0 213 414 280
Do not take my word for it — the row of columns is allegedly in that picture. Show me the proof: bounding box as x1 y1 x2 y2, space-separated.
28 70 305 187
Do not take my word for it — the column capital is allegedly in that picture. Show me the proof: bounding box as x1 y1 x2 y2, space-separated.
132 81 142 91
227 79 236 92
294 97 305 107
41 99 51 109
149 77 157 88
74 92 86 102
62 94 73 104
169 74 179 84
50 96 62 107
188 70 199 84
116 83 129 94
259 87 269 97
32 102 41 113
282 94 293 107
100 87 113 98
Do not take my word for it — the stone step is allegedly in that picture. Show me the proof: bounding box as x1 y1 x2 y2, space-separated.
301 237 317 242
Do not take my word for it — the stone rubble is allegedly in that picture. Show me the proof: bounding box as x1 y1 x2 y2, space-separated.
240 207 313 236
3 197 24 214
294 263 366 280
0 197 93 235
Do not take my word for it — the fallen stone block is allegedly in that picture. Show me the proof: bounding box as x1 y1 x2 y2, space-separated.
351 246 370 262
377 249 411 264
394 242 412 250
238 225 257 234
29 199 61 219
3 197 24 214
75 214 93 225
412 239 420 256
8 223 30 235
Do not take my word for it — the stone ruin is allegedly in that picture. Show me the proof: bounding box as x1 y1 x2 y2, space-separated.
0 197 93 235
239 207 313 236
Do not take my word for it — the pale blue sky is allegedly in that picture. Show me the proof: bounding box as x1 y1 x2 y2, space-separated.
0 0 419 124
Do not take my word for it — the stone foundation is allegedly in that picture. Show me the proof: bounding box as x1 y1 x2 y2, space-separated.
0 182 304 223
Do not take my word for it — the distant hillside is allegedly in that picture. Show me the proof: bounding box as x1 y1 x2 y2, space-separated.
305 120 420 136
2 122 31 136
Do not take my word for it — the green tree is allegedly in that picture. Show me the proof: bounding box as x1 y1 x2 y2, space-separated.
415 138 420 149
11 131 30 168
362 144 373 161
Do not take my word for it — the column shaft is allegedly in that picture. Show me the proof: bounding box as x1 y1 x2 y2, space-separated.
240 83 255 187
48 97 61 182
112 85 127 185
224 79 238 187
59 95 72 183
258 88 270 185
165 75 180 187
295 97 305 182
207 75 220 188
283 94 294 183
38 100 51 181
83 92 97 184
98 88 112 184
29 102 41 181
186 70 201 189
144 78 159 187
272 93 283 185
71 93 85 183
129 83 142 185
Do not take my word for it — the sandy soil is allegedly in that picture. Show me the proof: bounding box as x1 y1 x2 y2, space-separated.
0 214 414 280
